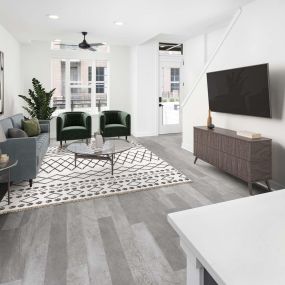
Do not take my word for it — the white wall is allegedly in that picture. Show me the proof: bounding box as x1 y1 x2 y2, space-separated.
131 41 159 137
182 0 285 187
130 46 138 134
0 24 22 117
21 42 132 137
182 28 226 151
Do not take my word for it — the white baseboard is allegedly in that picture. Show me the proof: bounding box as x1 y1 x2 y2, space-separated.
181 141 193 153
132 131 158 138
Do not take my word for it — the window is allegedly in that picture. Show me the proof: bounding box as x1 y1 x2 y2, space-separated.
88 66 92 82
170 68 180 92
96 67 105 81
171 68 180 81
96 67 105 93
51 60 66 110
171 83 180 92
51 59 109 114
159 42 183 55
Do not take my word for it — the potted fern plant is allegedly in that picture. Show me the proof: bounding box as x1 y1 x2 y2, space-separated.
18 78 57 121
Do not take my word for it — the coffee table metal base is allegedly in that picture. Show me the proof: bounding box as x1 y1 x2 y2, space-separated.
74 153 115 175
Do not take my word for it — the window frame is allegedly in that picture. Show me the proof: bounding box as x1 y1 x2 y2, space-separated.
51 59 110 116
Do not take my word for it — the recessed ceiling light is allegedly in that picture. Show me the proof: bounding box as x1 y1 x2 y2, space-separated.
54 39 61 42
113 21 124 26
48 14 59 20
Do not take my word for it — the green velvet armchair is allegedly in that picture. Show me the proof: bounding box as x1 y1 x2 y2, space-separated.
100 111 131 140
56 112 92 147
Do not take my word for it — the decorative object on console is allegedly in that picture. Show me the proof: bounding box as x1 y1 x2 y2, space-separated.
18 78 57 120
236 130 261 139
207 109 215 129
0 51 4 114
194 126 272 195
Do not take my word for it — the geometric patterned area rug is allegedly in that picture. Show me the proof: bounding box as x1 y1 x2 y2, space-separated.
0 140 191 215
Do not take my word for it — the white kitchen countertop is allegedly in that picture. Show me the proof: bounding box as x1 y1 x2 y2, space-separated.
168 190 285 285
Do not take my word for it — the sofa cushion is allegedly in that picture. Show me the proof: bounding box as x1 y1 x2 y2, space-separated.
23 118 41 137
61 126 88 136
8 128 28 138
59 126 89 141
103 124 128 137
0 118 13 137
11 113 25 129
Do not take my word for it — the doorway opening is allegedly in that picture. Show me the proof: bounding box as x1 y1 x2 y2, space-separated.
159 43 183 134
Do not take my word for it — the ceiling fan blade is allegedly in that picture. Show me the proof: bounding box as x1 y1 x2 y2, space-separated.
89 43 104 47
88 47 96 51
55 43 79 48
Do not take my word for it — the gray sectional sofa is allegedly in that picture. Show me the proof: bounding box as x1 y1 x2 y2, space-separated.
0 113 49 186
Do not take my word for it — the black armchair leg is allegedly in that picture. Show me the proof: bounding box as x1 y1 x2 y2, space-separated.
60 141 62 148
125 136 128 141
29 179 33 187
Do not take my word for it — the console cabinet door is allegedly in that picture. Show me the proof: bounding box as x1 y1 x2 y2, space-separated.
193 127 272 184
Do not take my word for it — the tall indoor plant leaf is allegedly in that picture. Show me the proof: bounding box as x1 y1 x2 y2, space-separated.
18 78 57 120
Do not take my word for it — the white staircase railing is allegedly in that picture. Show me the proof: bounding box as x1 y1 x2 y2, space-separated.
181 8 243 108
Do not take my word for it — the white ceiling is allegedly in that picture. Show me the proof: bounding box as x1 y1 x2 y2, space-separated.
0 0 255 46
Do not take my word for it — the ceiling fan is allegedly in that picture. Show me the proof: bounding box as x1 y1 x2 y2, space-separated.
55 32 104 51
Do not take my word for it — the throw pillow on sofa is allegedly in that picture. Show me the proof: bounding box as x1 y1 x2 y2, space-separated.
22 118 41 137
8 128 28 138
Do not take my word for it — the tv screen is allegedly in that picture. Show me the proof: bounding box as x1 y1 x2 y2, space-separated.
207 63 271 118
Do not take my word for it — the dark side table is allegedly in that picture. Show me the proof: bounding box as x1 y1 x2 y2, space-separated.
0 159 18 205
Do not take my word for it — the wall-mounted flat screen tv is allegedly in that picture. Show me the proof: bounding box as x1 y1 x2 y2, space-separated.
207 63 271 118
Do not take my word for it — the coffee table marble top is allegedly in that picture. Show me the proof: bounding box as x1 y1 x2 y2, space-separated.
67 139 135 156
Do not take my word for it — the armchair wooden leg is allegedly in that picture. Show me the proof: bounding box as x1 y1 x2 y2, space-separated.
29 179 33 187
60 141 62 148
125 136 128 141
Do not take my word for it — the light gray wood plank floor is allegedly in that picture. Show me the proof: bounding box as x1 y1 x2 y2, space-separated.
0 134 266 285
